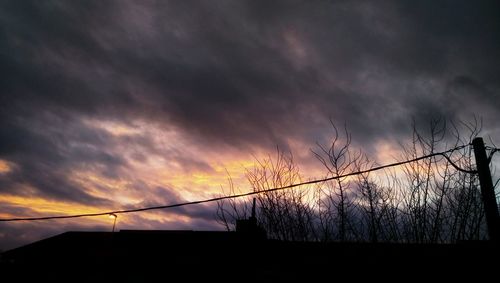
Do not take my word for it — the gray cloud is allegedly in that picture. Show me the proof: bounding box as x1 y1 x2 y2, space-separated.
2 1 498 145
1 0 499 250
0 112 123 204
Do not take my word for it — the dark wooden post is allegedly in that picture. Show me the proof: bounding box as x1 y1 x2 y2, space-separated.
473 137 500 241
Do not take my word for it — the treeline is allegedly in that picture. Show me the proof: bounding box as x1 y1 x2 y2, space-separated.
216 119 494 243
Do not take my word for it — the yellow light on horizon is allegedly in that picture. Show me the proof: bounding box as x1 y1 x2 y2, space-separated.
0 194 106 217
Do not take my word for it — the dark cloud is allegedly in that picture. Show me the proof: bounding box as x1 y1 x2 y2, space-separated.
1 0 499 250
0 112 124 204
2 1 498 146
123 185 218 223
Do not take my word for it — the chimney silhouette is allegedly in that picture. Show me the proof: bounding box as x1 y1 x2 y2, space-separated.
236 198 266 240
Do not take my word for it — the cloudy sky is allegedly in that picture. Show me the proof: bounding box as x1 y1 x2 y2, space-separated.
1 0 499 250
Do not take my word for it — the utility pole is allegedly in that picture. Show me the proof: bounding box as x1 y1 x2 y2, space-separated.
473 137 500 241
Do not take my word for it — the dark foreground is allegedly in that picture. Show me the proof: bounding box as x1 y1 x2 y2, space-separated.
1 230 498 282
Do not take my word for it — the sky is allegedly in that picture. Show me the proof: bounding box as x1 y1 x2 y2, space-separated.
1 0 500 251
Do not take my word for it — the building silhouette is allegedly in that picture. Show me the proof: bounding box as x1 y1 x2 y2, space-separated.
1 224 498 281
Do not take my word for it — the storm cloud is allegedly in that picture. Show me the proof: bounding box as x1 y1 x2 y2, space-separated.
1 0 499 250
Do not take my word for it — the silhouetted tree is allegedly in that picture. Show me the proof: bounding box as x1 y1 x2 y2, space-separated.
396 118 487 242
217 148 316 241
216 118 494 243
216 172 251 231
312 122 362 241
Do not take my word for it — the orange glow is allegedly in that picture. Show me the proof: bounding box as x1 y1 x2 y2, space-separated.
82 118 141 136
374 140 402 164
157 159 255 198
0 135 407 228
0 159 13 174
69 170 133 200
2 118 395 231
0 195 105 217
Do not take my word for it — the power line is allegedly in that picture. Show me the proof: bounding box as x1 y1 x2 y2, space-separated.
0 144 473 222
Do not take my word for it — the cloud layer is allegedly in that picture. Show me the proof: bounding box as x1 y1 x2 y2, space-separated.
1 0 499 250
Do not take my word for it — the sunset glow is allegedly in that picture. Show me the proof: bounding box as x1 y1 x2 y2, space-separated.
1 1 499 251
0 194 108 220
0 159 12 174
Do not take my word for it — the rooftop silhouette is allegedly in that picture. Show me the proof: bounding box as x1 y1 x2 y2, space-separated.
2 228 498 282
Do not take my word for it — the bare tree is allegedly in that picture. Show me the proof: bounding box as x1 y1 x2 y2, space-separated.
312 122 362 241
354 159 396 243
445 118 486 241
396 118 487 243
216 118 493 243
216 172 251 231
216 148 317 241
